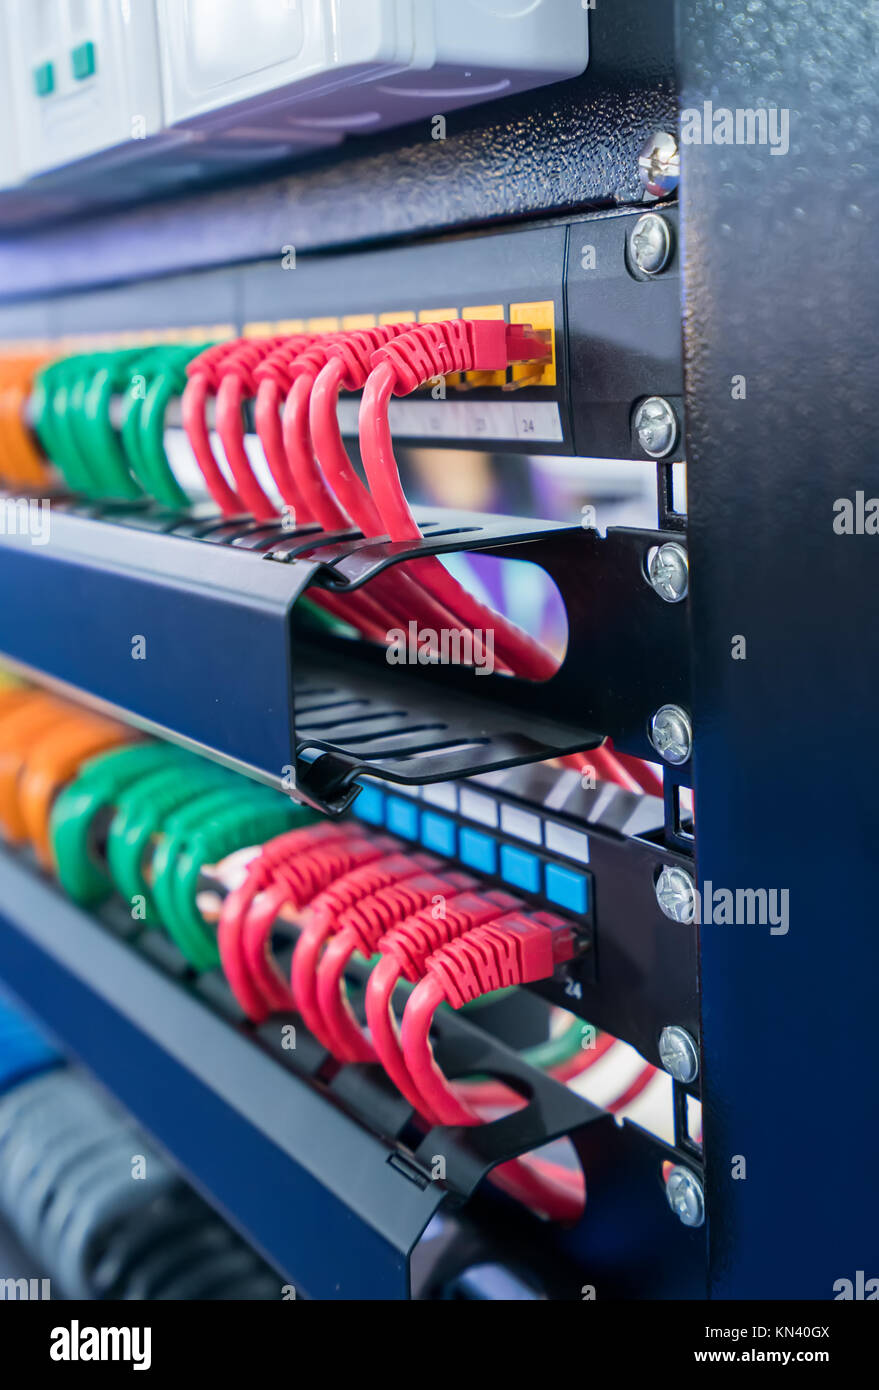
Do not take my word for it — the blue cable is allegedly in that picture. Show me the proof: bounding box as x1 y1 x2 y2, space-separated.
0 991 62 1099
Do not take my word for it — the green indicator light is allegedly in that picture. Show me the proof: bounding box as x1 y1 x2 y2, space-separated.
71 41 96 81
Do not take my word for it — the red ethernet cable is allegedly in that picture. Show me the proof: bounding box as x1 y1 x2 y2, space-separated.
360 319 550 540
272 333 471 652
270 327 477 660
453 1032 657 1121
569 745 665 798
319 878 505 1065
216 828 604 1218
284 323 431 533
399 909 578 1117
190 331 421 643
309 341 393 536
309 325 435 537
399 909 585 1221
229 830 397 1020
291 328 498 659
185 325 558 680
219 332 396 526
281 340 359 531
217 822 350 1017
358 320 560 680
607 1062 657 1114
296 868 477 1056
235 833 400 1021
362 889 522 1090
182 343 249 516
190 335 395 641
252 336 316 514
587 746 642 791
185 333 343 525
560 743 665 796
213 336 402 640
307 321 670 772
561 746 640 791
291 851 443 1051
233 877 304 1015
316 883 583 1220
311 328 510 668
214 339 287 521
466 1046 657 1117
317 869 622 1116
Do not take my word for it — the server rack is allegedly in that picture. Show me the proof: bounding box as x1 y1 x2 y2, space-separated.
0 0 874 1307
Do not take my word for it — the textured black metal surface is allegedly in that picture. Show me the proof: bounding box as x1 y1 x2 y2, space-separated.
0 0 675 300
680 0 879 1298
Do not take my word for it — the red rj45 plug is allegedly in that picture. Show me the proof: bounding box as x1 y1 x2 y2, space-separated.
358 319 559 679
362 889 522 1097
218 822 356 1018
303 868 476 1058
399 909 584 1223
291 851 442 1050
400 908 577 1120
237 833 401 1020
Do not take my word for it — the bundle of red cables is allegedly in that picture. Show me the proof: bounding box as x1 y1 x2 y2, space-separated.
214 821 659 1222
182 322 554 669
181 320 663 795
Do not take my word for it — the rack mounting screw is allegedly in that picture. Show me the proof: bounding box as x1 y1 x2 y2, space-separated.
634 396 678 458
659 1025 699 1083
630 212 672 275
649 704 692 764
665 1165 705 1228
639 131 680 200
647 541 688 602
655 865 697 923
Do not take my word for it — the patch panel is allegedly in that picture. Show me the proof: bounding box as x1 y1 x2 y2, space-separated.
348 765 697 1075
352 777 596 932
0 210 682 462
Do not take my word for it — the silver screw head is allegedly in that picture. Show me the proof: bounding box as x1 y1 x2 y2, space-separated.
630 212 672 275
665 1165 705 1228
659 1025 699 1083
655 865 697 922
634 396 678 458
649 704 692 764
647 542 688 602
639 131 680 199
